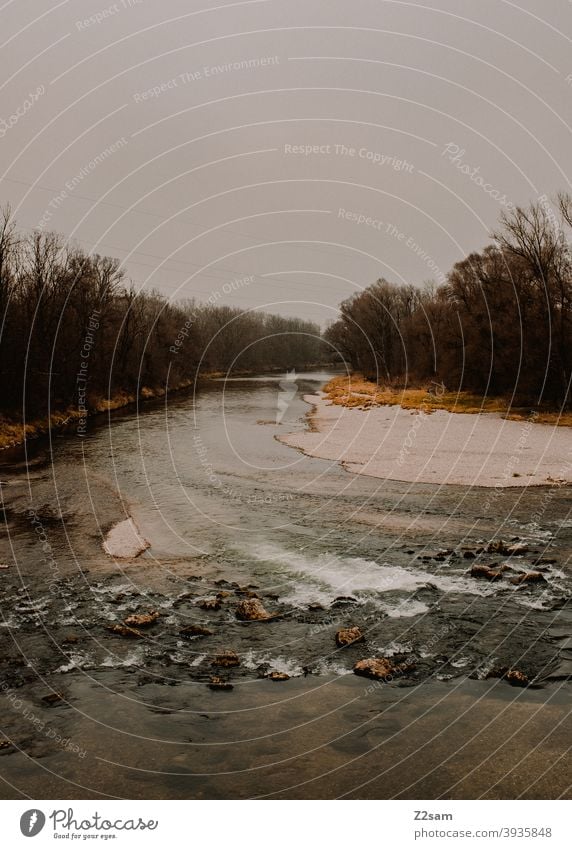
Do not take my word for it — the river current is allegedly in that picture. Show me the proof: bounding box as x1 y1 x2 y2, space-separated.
1 371 571 798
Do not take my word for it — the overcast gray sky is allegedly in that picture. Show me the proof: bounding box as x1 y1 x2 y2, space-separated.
1 0 571 325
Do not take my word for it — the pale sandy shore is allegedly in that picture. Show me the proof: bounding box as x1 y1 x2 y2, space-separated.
279 393 572 488
103 517 149 558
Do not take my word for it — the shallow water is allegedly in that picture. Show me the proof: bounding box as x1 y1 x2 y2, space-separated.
1 371 571 798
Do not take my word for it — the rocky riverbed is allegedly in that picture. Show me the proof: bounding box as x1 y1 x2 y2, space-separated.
1 372 571 798
1 519 570 695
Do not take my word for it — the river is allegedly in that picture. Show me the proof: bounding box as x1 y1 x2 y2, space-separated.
0 371 571 798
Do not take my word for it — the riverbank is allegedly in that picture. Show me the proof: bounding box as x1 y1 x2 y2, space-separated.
0 381 196 452
279 384 572 487
323 374 572 426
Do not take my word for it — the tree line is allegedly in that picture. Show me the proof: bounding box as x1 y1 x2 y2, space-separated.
326 195 572 407
0 209 323 419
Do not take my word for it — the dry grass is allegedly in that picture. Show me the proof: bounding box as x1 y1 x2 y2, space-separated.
323 374 572 427
0 409 78 451
0 380 195 451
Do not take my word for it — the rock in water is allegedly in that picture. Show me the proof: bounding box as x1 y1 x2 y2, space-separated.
486 667 530 687
236 598 272 621
199 598 221 611
335 626 365 647
486 540 528 556
332 595 358 606
354 657 414 680
105 624 144 639
470 564 505 581
509 571 547 585
208 676 233 691
505 669 529 687
124 611 159 627
211 651 240 668
268 671 290 681
236 585 260 596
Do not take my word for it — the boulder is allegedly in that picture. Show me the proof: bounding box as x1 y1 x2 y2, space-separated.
236 585 260 597
105 624 144 639
505 669 529 687
211 651 240 668
124 611 159 628
470 564 505 581
332 595 358 606
335 626 365 647
236 598 272 621
110 593 126 604
199 598 221 611
486 666 529 687
486 540 505 555
487 540 528 556
208 676 233 691
179 625 213 639
173 591 197 607
509 571 547 585
268 671 290 681
354 657 414 680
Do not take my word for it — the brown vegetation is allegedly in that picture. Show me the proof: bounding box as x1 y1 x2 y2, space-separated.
323 374 572 426
326 195 572 417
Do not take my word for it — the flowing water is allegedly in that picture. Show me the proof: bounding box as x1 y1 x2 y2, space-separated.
1 372 571 798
